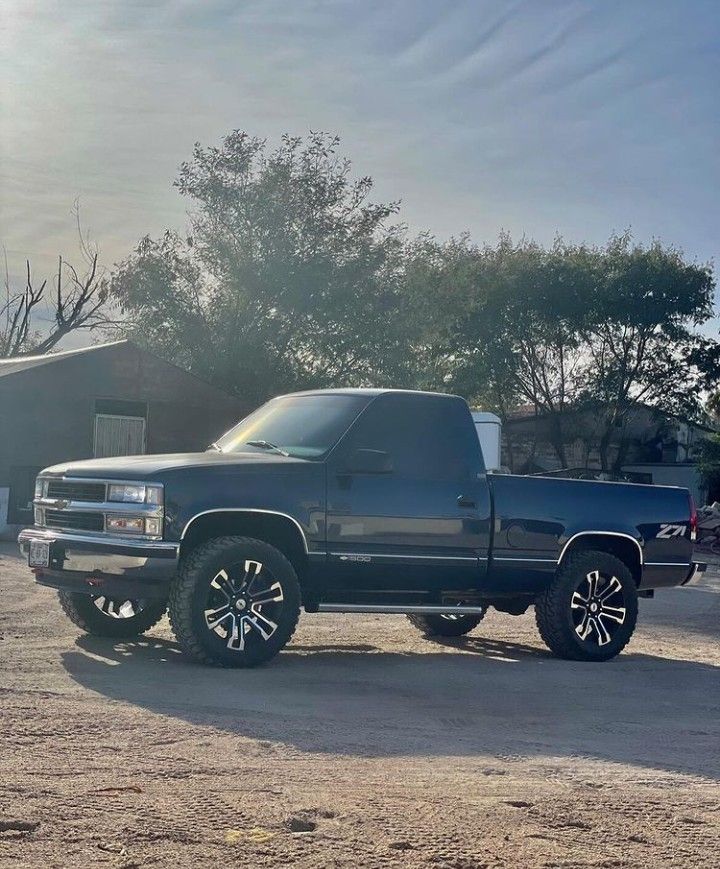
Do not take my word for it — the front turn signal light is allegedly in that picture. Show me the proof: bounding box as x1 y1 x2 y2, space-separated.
106 515 145 534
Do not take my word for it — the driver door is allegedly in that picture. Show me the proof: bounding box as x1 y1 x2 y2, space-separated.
324 393 491 593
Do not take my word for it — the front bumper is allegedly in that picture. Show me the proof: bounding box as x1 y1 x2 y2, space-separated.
18 527 178 600
681 561 707 586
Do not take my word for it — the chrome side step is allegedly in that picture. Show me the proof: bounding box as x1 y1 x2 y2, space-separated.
316 603 486 615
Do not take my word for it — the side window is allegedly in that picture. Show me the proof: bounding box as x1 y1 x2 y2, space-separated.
338 395 481 481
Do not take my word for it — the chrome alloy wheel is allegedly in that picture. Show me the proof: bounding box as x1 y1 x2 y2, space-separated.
92 596 145 619
570 570 627 647
203 559 284 651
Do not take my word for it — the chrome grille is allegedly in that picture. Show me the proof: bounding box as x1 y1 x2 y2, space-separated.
44 510 105 532
46 480 107 503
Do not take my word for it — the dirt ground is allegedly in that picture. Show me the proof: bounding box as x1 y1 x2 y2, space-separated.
0 543 718 868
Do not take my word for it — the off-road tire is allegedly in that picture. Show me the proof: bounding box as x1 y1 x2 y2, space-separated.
535 549 638 662
58 591 166 638
168 536 301 667
407 610 486 638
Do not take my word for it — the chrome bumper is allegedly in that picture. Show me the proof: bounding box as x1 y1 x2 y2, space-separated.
18 527 178 598
682 561 707 586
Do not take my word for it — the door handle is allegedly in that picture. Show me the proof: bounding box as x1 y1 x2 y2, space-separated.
457 495 476 509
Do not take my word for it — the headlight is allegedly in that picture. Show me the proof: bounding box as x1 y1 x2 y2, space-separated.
108 484 163 505
34 477 47 499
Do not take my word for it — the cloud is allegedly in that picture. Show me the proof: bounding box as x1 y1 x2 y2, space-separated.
1 0 718 300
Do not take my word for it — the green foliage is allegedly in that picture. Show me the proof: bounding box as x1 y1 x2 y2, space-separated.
705 392 720 421
110 129 718 458
110 132 411 403
696 433 720 491
408 232 717 469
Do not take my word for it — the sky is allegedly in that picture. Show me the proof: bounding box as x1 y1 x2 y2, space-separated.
1 0 719 339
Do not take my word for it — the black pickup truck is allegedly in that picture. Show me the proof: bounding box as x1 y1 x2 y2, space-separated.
19 389 704 666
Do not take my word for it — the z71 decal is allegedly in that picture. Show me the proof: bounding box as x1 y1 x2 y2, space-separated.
656 524 686 538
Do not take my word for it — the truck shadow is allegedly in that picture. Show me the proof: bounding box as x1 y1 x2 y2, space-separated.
61 630 720 781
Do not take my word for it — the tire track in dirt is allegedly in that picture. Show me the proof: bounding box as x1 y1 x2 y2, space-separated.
1 545 718 868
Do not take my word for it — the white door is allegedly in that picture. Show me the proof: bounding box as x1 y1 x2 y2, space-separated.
93 414 146 458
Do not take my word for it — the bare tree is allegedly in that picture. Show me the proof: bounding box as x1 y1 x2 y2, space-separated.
1 213 110 358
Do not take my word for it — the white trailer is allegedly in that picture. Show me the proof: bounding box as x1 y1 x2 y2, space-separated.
471 411 502 471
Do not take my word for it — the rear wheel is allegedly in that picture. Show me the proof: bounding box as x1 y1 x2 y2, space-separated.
408 609 486 638
168 536 301 667
58 592 167 638
535 550 638 661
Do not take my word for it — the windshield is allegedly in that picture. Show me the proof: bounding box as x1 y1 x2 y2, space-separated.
214 394 371 459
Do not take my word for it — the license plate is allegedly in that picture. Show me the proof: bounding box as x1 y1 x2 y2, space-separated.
28 540 50 568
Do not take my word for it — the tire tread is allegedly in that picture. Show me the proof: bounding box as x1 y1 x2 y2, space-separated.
535 549 637 661
168 535 301 667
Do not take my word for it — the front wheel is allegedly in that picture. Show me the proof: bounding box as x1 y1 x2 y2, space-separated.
535 550 638 661
58 592 167 638
168 536 301 667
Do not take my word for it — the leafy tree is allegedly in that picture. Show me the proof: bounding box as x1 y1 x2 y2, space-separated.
404 233 592 467
109 128 718 466
577 233 716 470
705 391 720 422
110 132 411 404
408 232 717 472
696 433 720 501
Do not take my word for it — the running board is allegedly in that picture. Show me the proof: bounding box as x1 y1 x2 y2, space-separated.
316 603 486 615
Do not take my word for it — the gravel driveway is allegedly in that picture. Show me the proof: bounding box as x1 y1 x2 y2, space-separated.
1 542 718 868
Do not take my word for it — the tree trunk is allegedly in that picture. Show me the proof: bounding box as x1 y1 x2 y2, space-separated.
598 420 615 473
611 436 631 476
548 413 568 469
502 426 517 473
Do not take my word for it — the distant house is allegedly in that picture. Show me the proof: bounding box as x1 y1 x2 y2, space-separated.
502 403 715 505
0 340 248 535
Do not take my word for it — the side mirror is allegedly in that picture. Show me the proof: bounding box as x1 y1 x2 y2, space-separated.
343 448 393 475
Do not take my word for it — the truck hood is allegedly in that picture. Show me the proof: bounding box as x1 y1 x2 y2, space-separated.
41 451 307 480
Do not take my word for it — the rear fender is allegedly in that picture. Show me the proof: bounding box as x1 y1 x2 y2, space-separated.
558 531 643 584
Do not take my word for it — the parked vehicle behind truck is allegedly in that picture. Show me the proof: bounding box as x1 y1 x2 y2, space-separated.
19 389 705 667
